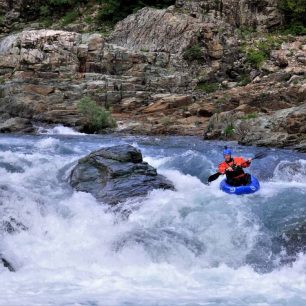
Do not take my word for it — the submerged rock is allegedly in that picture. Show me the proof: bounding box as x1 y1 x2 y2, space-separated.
69 145 174 205
1 256 14 272
275 222 306 265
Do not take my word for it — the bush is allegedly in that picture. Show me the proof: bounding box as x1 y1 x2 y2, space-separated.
97 0 175 23
196 82 219 93
280 0 306 34
240 113 258 120
183 44 203 62
61 10 78 25
239 74 251 86
223 123 235 138
246 49 267 68
280 0 306 25
282 22 306 35
77 97 117 132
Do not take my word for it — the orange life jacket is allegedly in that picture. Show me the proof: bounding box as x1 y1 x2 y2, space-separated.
218 157 251 175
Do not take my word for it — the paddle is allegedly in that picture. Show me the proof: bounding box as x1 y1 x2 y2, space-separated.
207 151 268 184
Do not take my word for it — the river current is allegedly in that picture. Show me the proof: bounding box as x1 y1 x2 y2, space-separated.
0 127 306 306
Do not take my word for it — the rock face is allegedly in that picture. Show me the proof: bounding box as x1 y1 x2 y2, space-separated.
69 145 174 205
0 1 304 150
0 28 199 132
175 0 283 30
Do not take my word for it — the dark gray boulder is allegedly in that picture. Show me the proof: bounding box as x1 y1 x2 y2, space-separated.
1 256 14 272
69 145 174 205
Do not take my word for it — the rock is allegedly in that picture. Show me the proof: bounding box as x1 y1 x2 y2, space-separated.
1 217 28 233
276 222 306 264
0 117 35 133
175 0 283 30
188 102 215 117
69 145 174 205
143 95 192 113
1 256 14 272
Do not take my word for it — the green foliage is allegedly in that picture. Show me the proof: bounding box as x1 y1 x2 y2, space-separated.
77 97 117 132
246 49 267 68
183 44 203 62
280 0 306 25
61 10 78 25
238 26 255 39
282 22 306 35
239 74 251 86
240 113 258 120
280 0 306 34
196 82 219 93
84 16 93 24
224 124 235 138
97 0 175 23
244 36 283 68
0 14 4 24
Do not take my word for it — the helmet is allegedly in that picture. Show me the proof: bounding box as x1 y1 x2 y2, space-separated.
223 146 232 155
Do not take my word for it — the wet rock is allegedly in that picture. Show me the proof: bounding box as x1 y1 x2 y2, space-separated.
276 222 306 264
0 117 35 133
1 217 28 233
69 145 174 205
1 256 14 272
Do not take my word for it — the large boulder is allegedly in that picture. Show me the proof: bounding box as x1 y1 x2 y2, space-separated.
69 145 174 205
0 117 35 133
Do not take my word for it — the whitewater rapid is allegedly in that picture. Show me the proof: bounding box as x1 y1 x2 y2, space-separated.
0 132 306 306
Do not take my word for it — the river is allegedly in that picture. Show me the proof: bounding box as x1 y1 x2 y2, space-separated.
0 127 306 306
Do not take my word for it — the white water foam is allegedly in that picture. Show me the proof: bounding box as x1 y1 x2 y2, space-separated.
37 125 85 135
0 136 305 305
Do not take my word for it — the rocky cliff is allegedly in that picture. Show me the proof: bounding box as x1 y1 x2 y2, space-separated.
0 0 305 150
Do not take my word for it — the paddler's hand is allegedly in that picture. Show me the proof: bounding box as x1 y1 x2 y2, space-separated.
226 167 233 171
247 158 252 162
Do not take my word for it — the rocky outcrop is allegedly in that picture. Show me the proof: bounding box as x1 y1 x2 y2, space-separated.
175 0 283 30
0 29 197 131
69 145 174 205
0 117 35 133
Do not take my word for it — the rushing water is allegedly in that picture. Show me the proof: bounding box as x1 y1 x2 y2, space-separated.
0 127 306 306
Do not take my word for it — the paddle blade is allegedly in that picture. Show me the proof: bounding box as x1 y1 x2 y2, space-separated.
253 151 268 160
208 172 221 183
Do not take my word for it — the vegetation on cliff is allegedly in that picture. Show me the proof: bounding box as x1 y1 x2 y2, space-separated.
20 0 175 26
280 0 306 34
77 97 117 133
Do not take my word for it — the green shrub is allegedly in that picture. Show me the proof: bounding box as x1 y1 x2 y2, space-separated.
240 113 257 120
243 35 284 69
224 124 235 138
282 22 306 35
77 97 117 132
84 16 93 24
97 0 175 23
280 0 306 25
239 74 251 86
61 10 78 25
196 82 219 93
183 44 203 62
246 49 267 68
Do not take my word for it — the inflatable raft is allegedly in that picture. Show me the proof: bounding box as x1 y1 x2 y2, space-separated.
220 175 260 195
